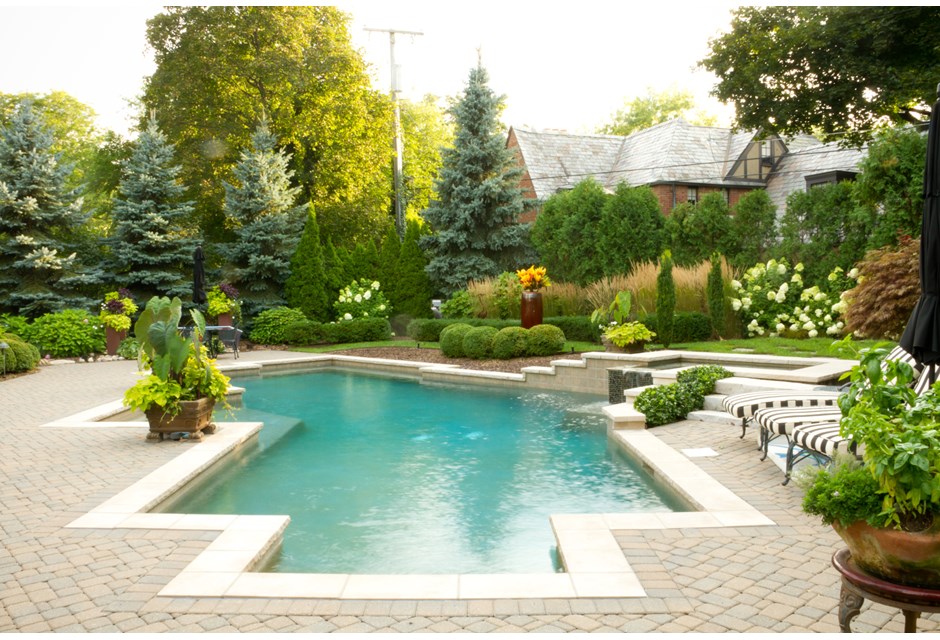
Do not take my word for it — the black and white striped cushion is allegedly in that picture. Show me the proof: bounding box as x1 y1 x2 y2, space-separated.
721 391 839 420
754 405 843 437
791 421 852 457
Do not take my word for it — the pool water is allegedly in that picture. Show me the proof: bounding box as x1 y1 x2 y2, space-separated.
160 369 686 574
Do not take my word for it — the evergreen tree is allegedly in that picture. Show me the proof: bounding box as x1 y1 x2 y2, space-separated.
656 250 676 348
220 119 305 317
707 252 726 338
728 189 777 269
105 118 196 302
0 100 97 316
285 204 329 321
395 219 434 319
598 183 665 275
421 64 533 295
531 178 607 285
348 239 380 281
377 224 401 307
322 237 353 307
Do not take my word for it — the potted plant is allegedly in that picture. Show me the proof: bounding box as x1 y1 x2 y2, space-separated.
99 289 137 356
799 344 940 587
516 265 551 329
123 296 230 441
207 283 240 326
591 291 656 353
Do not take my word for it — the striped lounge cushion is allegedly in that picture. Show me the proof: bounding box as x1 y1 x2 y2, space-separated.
791 421 855 458
753 405 843 438
721 391 838 420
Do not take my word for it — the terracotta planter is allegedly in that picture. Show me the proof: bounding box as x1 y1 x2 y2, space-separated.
215 312 233 327
105 326 127 356
520 291 543 329
601 336 647 354
145 397 217 442
834 520 940 588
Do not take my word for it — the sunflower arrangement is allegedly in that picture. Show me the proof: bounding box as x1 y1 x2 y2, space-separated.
516 265 551 292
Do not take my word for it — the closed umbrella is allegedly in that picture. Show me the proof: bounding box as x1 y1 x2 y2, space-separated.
192 245 207 305
900 84 940 370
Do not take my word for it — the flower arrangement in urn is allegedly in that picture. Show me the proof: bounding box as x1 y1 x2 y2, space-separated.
206 283 240 323
99 289 138 355
591 290 655 353
799 344 940 587
516 266 550 328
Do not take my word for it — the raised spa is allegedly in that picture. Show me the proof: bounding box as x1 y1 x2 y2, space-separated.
157 368 688 574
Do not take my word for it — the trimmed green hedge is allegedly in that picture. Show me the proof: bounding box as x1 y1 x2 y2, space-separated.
634 365 732 427
640 312 713 344
283 318 391 345
407 316 596 342
0 334 40 373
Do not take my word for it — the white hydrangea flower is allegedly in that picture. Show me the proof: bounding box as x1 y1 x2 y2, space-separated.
767 291 776 301
827 325 840 335
731 279 742 291
799 313 810 322
777 263 787 275
790 323 800 332
824 314 832 322
741 297 752 308
778 282 789 293
343 312 352 320
803 321 816 331
379 304 386 311
354 294 362 303
808 329 818 338
363 290 372 300
363 312 369 317
795 263 804 272
848 268 860 279
731 298 742 311
815 308 824 317
776 323 785 332
371 281 380 290
791 273 802 284
814 292 827 302
775 293 786 304
339 295 347 303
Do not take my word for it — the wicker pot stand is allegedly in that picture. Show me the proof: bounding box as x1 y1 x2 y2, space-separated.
145 397 217 441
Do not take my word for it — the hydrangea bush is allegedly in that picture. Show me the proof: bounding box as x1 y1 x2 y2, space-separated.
334 279 391 321
730 259 858 338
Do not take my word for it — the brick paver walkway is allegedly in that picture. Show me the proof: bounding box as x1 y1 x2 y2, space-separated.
1 350 938 632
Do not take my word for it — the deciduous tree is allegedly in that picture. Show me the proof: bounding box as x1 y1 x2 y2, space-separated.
598 87 717 136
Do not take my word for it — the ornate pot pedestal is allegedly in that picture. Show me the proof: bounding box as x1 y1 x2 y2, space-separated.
145 398 217 442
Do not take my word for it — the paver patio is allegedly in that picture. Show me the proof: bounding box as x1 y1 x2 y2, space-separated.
1 350 938 633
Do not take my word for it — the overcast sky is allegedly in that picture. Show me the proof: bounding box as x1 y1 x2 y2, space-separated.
0 1 743 138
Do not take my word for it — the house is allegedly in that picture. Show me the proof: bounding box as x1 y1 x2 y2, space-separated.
507 119 866 223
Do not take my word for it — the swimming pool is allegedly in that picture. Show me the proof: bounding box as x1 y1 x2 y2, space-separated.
158 368 687 574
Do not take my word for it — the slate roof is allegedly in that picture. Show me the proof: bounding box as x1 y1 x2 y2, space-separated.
764 142 867 214
510 119 857 206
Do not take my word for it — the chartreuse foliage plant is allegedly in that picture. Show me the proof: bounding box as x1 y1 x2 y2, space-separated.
30 309 105 359
99 289 138 332
249 307 307 344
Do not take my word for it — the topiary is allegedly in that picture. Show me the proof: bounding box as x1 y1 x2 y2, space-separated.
526 324 566 356
492 326 529 360
707 252 725 338
1 335 40 372
656 250 676 347
440 323 473 357
249 307 308 344
463 326 499 359
283 319 325 345
29 309 105 359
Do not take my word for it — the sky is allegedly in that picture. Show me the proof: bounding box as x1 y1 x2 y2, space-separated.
0 2 744 138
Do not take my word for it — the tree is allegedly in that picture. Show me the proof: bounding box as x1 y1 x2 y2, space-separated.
220 120 305 317
666 193 732 267
285 205 330 321
377 224 401 308
701 6 940 143
707 252 726 338
421 64 534 295
142 6 394 246
597 183 665 274
656 251 676 348
598 87 717 136
854 127 927 249
104 118 196 302
322 236 353 305
400 95 454 221
0 101 98 316
728 189 777 269
394 219 435 319
530 178 607 285
348 238 380 281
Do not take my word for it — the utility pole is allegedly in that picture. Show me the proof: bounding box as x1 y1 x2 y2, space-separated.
364 27 423 240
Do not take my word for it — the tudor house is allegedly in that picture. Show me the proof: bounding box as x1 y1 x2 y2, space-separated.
507 119 866 223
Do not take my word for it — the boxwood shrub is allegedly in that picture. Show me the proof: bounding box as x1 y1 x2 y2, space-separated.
492 326 529 360
526 324 566 356
283 319 326 345
0 335 40 372
327 318 392 344
641 312 713 344
439 323 474 357
543 316 600 342
635 365 732 427
463 326 499 359
249 307 308 344
407 316 593 343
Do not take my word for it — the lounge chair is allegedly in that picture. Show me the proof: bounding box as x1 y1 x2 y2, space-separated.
720 345 921 444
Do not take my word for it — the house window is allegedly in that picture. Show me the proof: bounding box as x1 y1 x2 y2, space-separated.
687 186 698 204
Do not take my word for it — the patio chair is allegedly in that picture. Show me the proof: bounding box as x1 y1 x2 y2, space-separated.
720 345 921 445
780 363 938 485
217 326 242 359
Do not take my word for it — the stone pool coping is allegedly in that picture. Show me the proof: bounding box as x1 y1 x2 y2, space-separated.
50 356 774 600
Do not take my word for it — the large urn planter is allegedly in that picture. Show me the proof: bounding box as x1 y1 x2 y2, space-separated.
215 312 233 327
520 291 543 329
833 520 940 588
145 398 217 442
105 326 127 356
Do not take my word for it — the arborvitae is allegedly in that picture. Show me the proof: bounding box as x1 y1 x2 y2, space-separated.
656 250 676 347
220 119 305 318
707 252 726 338
420 64 532 295
395 219 434 319
285 204 330 321
105 117 195 302
0 100 98 316
349 238 380 281
322 237 352 305
377 224 401 307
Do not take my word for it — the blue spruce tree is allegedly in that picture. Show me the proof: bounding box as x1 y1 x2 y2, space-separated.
221 120 305 317
105 118 196 301
420 64 534 295
0 100 98 316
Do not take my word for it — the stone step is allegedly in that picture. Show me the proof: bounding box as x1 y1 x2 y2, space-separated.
703 394 726 412
714 376 836 397
687 409 740 427
623 384 656 400
602 402 646 430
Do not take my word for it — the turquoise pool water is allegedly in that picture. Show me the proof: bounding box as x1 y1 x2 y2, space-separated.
160 369 686 574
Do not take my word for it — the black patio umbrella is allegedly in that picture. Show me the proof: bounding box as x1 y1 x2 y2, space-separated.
192 245 207 305
899 84 940 369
